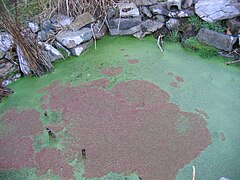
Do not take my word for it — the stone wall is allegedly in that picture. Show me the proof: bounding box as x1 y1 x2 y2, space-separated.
0 0 239 86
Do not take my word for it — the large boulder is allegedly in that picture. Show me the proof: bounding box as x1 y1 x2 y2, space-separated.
196 28 238 52
0 32 14 52
139 6 153 18
70 39 93 56
69 12 95 31
54 41 71 58
166 18 181 30
150 3 170 16
118 3 140 17
108 17 142 35
28 22 39 33
195 0 240 22
93 20 108 39
50 14 74 28
167 0 182 10
134 20 164 38
41 43 63 62
150 2 192 17
56 28 92 48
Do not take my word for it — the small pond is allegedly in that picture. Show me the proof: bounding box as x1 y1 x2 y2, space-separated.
0 36 240 179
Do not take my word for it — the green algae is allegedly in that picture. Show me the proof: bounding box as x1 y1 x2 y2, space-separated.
0 35 240 179
0 169 36 180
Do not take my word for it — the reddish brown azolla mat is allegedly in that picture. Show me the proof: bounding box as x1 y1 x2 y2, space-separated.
42 80 211 179
0 80 211 179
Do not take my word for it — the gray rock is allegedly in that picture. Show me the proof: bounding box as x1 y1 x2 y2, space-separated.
142 19 164 32
226 18 240 34
108 17 142 35
70 12 95 31
183 0 193 8
5 51 17 61
0 63 5 69
39 42 63 62
107 8 117 19
140 6 153 18
196 28 238 51
150 3 193 17
93 20 108 39
56 28 93 48
150 3 170 16
132 0 161 6
156 15 166 22
50 14 74 28
169 9 194 17
54 41 71 57
193 0 199 4
37 30 55 42
0 62 13 77
28 22 39 33
2 80 12 86
0 32 14 52
0 59 7 64
118 3 140 18
166 18 181 30
134 20 164 38
167 0 182 10
17 46 31 75
195 0 240 22
0 50 5 59
219 177 230 180
42 20 54 31
70 39 93 56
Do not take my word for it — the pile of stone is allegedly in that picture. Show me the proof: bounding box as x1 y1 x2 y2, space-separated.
0 0 240 86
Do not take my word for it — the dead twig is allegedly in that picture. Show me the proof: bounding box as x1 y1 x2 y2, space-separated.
157 34 164 53
225 59 240 65
192 166 195 180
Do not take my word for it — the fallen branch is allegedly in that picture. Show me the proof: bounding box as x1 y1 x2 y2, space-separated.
224 59 240 65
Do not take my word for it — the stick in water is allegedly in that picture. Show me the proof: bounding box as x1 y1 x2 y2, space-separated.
46 128 56 141
192 166 195 180
82 149 86 159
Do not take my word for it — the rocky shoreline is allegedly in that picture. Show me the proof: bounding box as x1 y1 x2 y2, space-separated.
0 0 239 86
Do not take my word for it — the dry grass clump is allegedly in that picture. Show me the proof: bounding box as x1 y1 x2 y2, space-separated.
52 0 115 18
0 0 54 76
